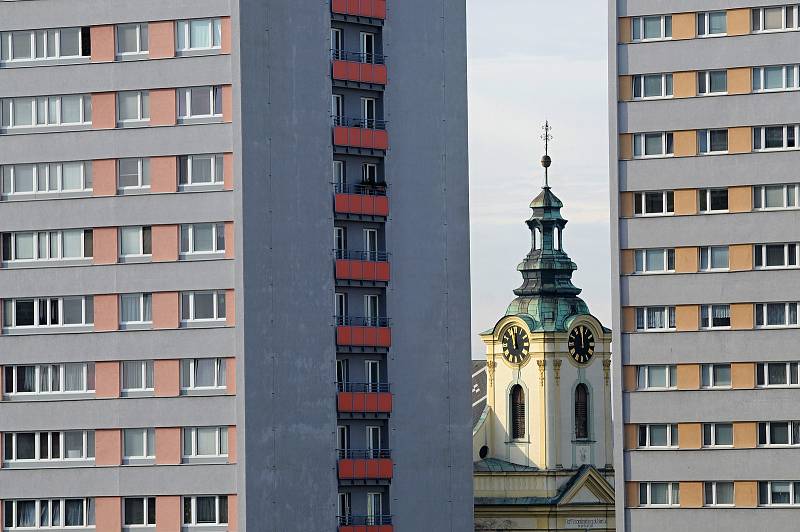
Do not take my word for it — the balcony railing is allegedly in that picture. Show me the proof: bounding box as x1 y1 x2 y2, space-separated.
332 49 386 65
337 383 393 413
334 183 387 196
335 250 389 261
337 449 392 459
333 116 387 130
337 382 390 393
334 183 389 218
338 515 393 526
336 316 389 327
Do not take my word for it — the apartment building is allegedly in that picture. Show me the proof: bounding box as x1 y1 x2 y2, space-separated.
0 1 472 531
610 2 800 530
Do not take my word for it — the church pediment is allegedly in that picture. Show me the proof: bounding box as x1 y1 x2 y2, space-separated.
556 466 615 507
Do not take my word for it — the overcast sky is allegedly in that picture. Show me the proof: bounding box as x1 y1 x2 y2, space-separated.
467 0 611 358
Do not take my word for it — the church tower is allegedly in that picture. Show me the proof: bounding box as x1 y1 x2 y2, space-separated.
473 124 614 531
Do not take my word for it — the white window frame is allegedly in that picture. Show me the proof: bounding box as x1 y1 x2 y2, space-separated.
176 19 222 51
631 15 673 41
639 482 680 507
759 481 800 506
182 427 229 458
119 226 152 257
2 296 93 329
756 302 799 328
753 65 799 92
634 248 675 274
335 292 347 323
3 430 95 463
701 363 732 389
359 31 376 63
117 90 150 123
757 362 800 387
3 362 95 396
177 86 222 119
632 73 673 99
333 160 346 187
332 94 343 125
364 294 380 325
633 190 674 217
637 424 678 448
331 28 343 58
633 132 674 159
1 161 92 196
117 158 150 190
180 291 227 322
755 243 799 269
635 306 676 331
123 497 156 527
0 28 86 63
182 496 228 525
702 422 734 448
361 97 376 128
704 481 735 507
637 365 678 390
700 304 731 329
121 360 154 392
699 246 729 271
178 154 224 187
752 5 799 33
1 94 92 129
2 229 92 263
2 498 95 529
698 188 729 213
116 23 149 56
758 421 800 447
119 293 152 325
753 125 800 151
754 184 799 210
698 70 728 95
180 358 227 391
698 129 729 154
123 428 155 459
180 223 225 255
697 11 727 36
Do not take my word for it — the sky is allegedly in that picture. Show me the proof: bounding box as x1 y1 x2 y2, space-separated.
466 0 611 358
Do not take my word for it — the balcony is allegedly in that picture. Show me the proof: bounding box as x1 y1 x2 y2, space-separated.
337 382 393 414
334 183 389 219
338 515 393 532
338 449 393 480
336 316 391 347
335 250 390 283
331 0 387 20
333 117 388 151
332 50 387 86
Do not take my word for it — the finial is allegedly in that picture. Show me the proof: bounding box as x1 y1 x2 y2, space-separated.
540 121 553 188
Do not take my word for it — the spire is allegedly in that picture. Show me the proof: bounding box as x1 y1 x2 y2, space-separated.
541 120 552 188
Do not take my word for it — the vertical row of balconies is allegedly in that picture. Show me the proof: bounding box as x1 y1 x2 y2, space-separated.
331 1 392 530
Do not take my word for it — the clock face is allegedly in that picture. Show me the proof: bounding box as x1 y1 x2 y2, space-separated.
568 325 595 364
501 325 530 365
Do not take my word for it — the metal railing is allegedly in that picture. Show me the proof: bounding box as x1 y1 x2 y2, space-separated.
338 515 393 526
337 448 392 459
334 182 387 196
335 316 390 327
335 249 389 261
337 381 391 393
332 116 387 130
331 49 386 64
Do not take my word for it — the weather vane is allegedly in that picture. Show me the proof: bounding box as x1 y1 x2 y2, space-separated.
540 121 553 188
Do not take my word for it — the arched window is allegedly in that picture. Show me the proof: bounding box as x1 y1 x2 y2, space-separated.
510 385 525 439
575 384 589 439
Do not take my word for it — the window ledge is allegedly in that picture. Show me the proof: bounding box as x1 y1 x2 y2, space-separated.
1 124 92 136
2 325 93 335
0 57 92 68
2 392 95 402
1 190 93 202
2 259 93 269
2 459 95 469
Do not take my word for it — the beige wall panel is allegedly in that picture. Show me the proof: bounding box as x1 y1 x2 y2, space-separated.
675 247 698 273
620 75 633 101
624 424 638 450
673 130 697 157
734 422 757 449
672 13 697 40
622 307 636 332
620 192 634 218
619 18 632 44
676 305 699 332
680 482 704 508
623 365 637 391
730 303 754 330
673 71 696 98
728 186 752 213
728 68 752 95
679 423 702 449
729 244 753 271
732 362 756 389
620 134 633 160
625 482 639 508
677 364 700 390
727 9 751 36
621 249 635 275
728 127 752 154
735 481 758 507
674 189 698 215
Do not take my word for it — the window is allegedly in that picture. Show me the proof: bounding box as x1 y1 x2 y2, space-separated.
633 132 673 158
634 248 675 273
183 427 228 457
331 28 342 57
753 65 799 92
335 292 347 323
1 94 92 128
1 161 92 196
698 129 728 154
703 423 733 447
510 384 525 440
336 359 349 391
3 498 94 529
183 496 228 525
367 493 383 522
3 362 95 396
3 430 94 462
574 384 589 439
698 188 728 212
753 125 799 151
120 293 152 325
180 358 227 390
333 160 346 188
334 227 346 258
701 364 731 388
631 15 672 41
638 424 678 448
361 97 377 128
2 230 93 262
180 223 225 255
754 184 798 209
698 11 727 36
360 32 376 63
176 19 222 51
635 306 676 331
756 302 799 327
179 154 225 186
760 481 800 506
118 158 150 189
177 86 222 119
121 360 154 392
365 360 381 391
2 296 93 329
116 23 149 55
632 74 673 99
362 163 378 185
639 482 680 507
181 291 227 322
699 246 729 271
117 91 149 123
705 482 734 506
119 227 152 258
0 27 90 62
633 191 674 216
757 362 800 387
123 428 155 459
637 365 678 390
755 243 799 268
752 6 799 32
698 70 727 95
700 304 731 329
332 94 343 125
364 229 379 260
759 421 800 446
124 497 155 526
363 294 380 325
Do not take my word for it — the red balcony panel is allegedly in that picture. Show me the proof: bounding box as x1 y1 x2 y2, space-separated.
334 126 389 150
337 392 393 413
333 60 388 85
334 193 389 217
338 458 393 479
339 527 393 532
336 259 391 282
331 0 387 19
337 326 391 347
